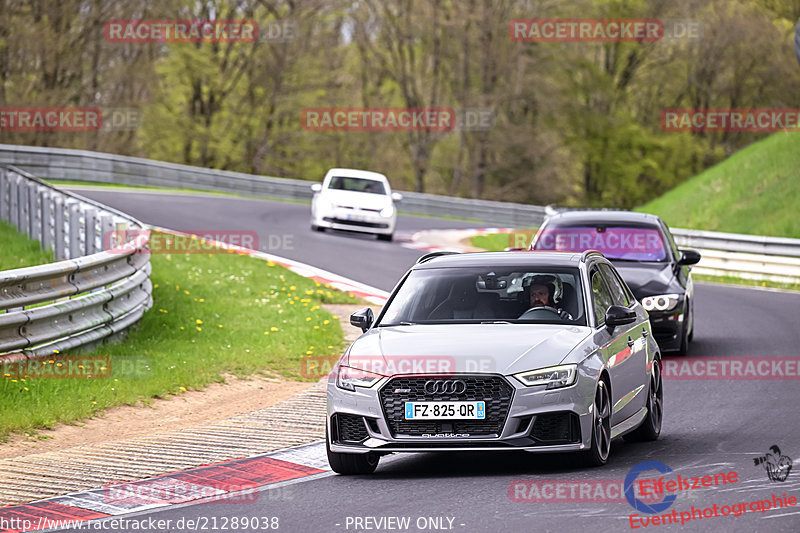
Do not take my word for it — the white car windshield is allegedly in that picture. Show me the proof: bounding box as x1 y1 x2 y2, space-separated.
378 267 586 326
328 176 387 195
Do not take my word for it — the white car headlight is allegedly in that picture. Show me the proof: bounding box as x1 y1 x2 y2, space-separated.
335 365 384 391
642 294 680 312
380 205 394 218
514 364 577 389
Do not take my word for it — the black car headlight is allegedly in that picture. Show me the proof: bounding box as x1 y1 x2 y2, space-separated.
641 294 680 312
514 364 577 389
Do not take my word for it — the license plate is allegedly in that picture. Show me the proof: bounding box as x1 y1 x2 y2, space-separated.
404 401 485 420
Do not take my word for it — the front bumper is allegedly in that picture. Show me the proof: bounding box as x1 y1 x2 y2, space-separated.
647 304 686 352
326 373 596 454
315 208 395 235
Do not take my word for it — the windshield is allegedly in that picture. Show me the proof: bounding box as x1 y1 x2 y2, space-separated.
378 267 586 326
327 176 387 195
533 224 668 262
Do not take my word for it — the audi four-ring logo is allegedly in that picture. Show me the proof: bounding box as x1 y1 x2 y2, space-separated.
424 379 467 394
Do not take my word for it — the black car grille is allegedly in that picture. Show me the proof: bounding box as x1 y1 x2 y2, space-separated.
379 375 514 438
332 414 369 443
530 412 581 444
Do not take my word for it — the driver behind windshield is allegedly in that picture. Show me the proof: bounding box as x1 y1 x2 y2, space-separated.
522 275 573 320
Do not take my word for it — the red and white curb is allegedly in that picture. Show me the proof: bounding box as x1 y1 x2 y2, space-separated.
150 226 389 305
0 442 329 532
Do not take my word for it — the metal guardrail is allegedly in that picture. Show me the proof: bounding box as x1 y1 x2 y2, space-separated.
0 144 797 283
0 166 152 357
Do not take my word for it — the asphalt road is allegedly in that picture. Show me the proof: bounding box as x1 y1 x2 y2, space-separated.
61 188 800 533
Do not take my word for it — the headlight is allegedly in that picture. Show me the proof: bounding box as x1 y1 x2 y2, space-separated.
642 294 680 312
514 364 577 389
335 365 384 391
380 205 394 217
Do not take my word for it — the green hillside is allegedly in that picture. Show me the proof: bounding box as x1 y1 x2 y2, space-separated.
637 132 800 238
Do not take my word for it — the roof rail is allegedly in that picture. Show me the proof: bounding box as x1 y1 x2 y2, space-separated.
416 251 459 264
580 250 605 262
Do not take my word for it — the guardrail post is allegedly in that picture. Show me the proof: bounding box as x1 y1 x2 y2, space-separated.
0 168 8 222
28 182 39 242
100 215 114 250
84 207 97 255
17 177 29 236
40 190 52 252
9 174 19 227
68 201 81 259
53 196 65 260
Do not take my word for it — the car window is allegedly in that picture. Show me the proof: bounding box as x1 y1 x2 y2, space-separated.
534 224 668 262
599 263 630 307
328 176 386 195
660 221 680 262
376 267 586 326
590 269 614 326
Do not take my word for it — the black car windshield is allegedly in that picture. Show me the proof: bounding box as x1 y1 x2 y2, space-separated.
327 176 386 195
378 267 586 326
533 224 669 262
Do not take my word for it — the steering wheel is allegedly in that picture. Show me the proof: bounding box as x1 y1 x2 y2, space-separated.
519 306 561 319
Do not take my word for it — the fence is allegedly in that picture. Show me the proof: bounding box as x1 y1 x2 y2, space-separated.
0 166 152 357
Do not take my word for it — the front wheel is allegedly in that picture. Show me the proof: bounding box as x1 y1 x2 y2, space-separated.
326 429 380 475
582 379 611 467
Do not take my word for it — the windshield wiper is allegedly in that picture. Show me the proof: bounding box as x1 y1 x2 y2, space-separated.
377 321 416 327
481 320 513 324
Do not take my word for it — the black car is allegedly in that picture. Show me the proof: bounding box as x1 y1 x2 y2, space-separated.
530 211 700 355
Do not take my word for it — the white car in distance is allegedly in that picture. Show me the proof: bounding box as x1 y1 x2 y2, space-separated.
310 168 402 241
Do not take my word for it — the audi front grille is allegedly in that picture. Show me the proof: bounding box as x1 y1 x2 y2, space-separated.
379 375 514 438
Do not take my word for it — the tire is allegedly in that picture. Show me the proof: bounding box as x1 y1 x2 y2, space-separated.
687 300 694 342
676 319 689 356
326 429 380 475
623 358 663 442
581 379 612 467
377 233 393 242
311 224 325 232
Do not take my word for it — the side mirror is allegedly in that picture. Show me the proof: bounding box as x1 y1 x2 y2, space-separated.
605 305 636 329
350 308 374 332
677 249 701 266
311 183 322 193
391 192 403 202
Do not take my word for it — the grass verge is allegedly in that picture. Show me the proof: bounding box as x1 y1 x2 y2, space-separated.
693 273 800 292
0 221 55 270
637 132 800 238
0 229 362 440
471 229 537 251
